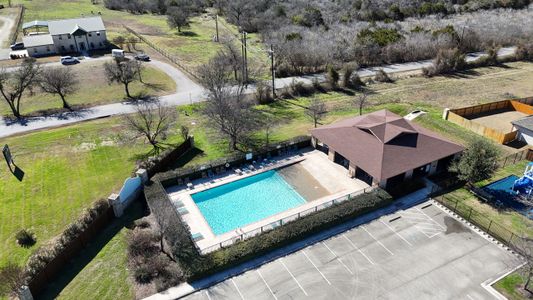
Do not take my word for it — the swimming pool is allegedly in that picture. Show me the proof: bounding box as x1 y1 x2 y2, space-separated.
192 170 306 235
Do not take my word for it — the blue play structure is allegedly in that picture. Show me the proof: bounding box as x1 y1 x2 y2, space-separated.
513 162 533 197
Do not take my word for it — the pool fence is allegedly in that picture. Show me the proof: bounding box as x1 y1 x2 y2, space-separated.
201 186 374 254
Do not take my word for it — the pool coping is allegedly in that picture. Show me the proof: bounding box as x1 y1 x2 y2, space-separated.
167 152 370 253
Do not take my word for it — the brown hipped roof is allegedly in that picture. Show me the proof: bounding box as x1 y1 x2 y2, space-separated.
310 110 464 181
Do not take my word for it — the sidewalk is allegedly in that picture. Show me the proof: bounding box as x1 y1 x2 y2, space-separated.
144 186 432 300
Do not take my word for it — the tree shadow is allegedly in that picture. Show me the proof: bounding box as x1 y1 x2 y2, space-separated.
176 31 198 37
142 82 166 92
37 200 147 300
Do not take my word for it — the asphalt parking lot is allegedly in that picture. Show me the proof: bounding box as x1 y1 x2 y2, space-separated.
182 201 521 300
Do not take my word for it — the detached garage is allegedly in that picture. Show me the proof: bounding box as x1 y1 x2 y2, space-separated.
22 35 55 57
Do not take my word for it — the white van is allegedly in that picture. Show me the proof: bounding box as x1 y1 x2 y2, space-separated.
111 49 125 58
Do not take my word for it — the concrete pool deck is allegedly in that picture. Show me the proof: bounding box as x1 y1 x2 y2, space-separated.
166 150 369 253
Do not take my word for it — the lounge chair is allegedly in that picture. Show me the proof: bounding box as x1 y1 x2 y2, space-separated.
187 182 194 190
234 168 243 175
192 232 204 241
174 200 185 208
178 207 189 215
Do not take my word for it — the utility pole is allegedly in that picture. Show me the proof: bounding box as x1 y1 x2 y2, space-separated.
215 15 219 42
241 31 245 83
269 44 276 98
243 31 248 83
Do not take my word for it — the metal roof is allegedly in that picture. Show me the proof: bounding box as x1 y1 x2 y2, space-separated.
22 34 54 47
22 20 48 30
48 16 105 36
512 116 533 132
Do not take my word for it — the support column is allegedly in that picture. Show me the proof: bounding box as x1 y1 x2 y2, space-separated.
328 149 335 162
405 169 414 180
348 164 356 178
378 179 387 189
429 161 439 175
19 286 33 300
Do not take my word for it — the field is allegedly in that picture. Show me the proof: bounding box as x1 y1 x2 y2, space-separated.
0 59 176 116
2 60 533 298
4 0 265 74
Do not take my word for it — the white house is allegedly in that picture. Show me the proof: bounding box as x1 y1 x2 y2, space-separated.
21 16 107 57
512 116 533 146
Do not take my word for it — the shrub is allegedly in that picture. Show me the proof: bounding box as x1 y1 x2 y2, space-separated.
289 79 314 97
134 218 151 229
326 65 339 89
474 46 500 67
347 73 365 89
423 48 466 77
134 264 155 284
358 28 403 47
515 43 533 61
255 81 273 104
0 263 26 297
15 229 36 247
374 69 393 83
128 229 159 259
341 63 358 88
24 199 110 279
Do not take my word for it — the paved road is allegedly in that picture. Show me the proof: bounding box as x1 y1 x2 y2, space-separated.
0 46 517 139
0 15 15 60
146 199 521 300
0 56 203 138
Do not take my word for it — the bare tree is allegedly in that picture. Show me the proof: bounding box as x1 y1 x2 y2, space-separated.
132 59 145 83
104 58 139 98
167 7 191 33
0 58 41 119
124 99 176 154
0 263 26 298
112 36 126 49
351 91 369 116
220 43 243 82
198 55 258 150
39 67 79 110
305 97 327 128
511 237 533 292
127 35 138 51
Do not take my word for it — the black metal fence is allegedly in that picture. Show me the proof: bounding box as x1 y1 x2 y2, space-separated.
434 194 522 249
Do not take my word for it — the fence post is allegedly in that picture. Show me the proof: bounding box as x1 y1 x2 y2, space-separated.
467 207 473 221
509 233 515 244
487 220 492 233
453 199 458 212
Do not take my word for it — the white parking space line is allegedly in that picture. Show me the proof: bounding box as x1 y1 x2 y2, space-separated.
342 234 375 265
231 278 245 300
416 207 446 230
362 226 394 255
380 219 413 246
466 294 474 300
322 242 354 274
428 232 442 238
302 250 332 285
280 259 308 296
257 270 278 300
205 290 213 300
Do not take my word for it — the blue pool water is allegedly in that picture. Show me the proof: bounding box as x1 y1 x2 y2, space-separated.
192 170 306 235
483 175 533 218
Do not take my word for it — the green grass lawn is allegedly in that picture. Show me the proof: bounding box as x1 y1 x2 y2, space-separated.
5 0 266 76
494 271 533 300
2 59 533 298
0 61 176 116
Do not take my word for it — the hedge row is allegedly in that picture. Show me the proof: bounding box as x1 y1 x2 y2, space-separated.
144 180 392 281
154 136 311 187
25 199 111 281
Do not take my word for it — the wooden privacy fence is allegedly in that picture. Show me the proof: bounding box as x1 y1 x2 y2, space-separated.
10 5 25 44
444 97 533 144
